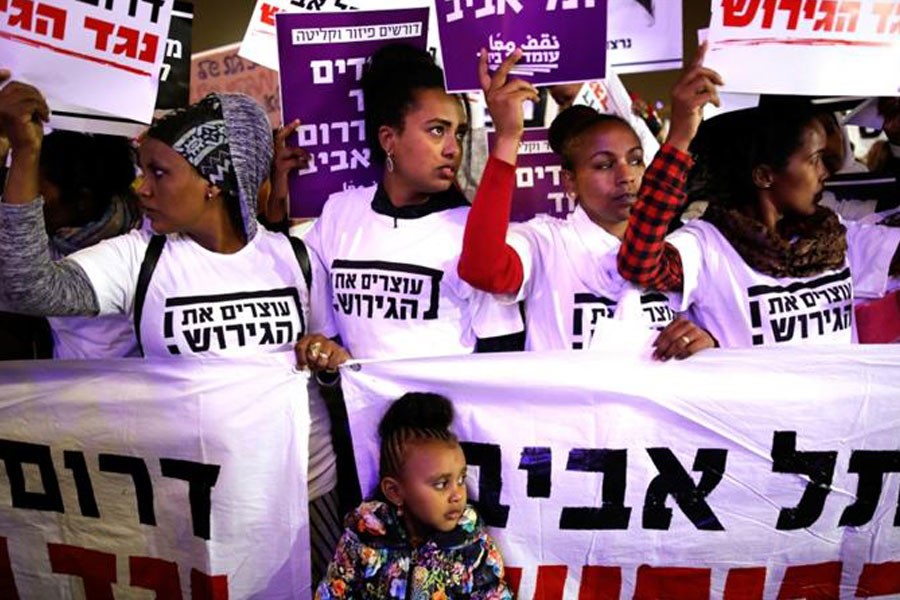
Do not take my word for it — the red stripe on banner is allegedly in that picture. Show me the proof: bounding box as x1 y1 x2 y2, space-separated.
48 544 117 600
633 565 712 600
578 565 621 600
718 37 892 48
856 561 900 597
0 31 154 77
777 562 842 599
191 568 229 600
724 567 766 600
506 566 523 598
534 565 568 600
0 537 19 600
130 556 183 598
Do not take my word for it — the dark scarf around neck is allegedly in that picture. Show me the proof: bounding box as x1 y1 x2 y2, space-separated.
702 203 847 278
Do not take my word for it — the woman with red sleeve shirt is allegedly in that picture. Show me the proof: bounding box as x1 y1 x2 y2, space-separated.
616 46 900 347
458 49 714 358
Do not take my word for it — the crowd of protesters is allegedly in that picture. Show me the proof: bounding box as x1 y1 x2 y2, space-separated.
1 33 899 597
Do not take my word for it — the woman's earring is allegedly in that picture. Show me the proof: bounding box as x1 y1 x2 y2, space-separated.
205 189 213 200
385 152 395 173
396 503 403 517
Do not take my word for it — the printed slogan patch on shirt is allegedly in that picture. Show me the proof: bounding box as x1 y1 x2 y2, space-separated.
331 260 443 321
641 292 676 330
571 291 675 350
162 288 305 355
572 293 616 350
747 268 853 346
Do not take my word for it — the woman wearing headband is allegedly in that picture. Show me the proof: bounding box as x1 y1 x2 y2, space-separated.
0 74 347 581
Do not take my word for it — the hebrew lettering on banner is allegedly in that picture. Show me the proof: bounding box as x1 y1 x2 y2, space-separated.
341 346 900 598
274 8 429 217
0 357 313 598
435 0 607 91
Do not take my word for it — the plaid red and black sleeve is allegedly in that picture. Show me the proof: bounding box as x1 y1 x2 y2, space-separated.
617 144 693 292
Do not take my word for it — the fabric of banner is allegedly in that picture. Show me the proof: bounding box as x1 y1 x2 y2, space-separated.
342 347 900 599
0 354 311 599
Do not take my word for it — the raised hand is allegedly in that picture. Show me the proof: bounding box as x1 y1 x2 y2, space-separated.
0 78 49 154
666 42 724 152
478 48 539 164
266 119 311 223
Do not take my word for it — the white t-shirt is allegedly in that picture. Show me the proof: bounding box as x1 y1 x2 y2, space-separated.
304 185 523 359
48 314 139 359
507 206 676 351
668 219 900 347
70 227 330 358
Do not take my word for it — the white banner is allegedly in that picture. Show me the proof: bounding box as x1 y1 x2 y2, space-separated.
342 347 900 599
0 0 174 124
0 354 312 599
707 0 900 97
239 0 441 71
607 0 682 73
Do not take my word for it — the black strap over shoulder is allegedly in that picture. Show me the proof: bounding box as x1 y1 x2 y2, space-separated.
289 235 312 292
133 234 310 357
134 234 166 358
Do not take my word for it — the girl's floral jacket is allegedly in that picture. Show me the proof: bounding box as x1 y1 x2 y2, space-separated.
315 500 513 600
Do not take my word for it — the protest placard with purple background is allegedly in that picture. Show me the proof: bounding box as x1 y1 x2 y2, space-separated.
488 128 571 222
276 8 429 217
435 0 607 92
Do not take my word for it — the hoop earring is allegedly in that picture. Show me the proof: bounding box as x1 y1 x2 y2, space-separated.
385 152 395 173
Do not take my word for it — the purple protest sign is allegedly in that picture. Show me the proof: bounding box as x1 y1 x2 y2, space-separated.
488 128 572 222
435 0 606 93
275 9 429 217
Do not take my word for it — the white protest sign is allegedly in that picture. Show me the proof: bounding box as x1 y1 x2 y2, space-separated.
0 354 312 599
607 0 682 73
0 0 174 124
707 0 900 96
342 346 900 599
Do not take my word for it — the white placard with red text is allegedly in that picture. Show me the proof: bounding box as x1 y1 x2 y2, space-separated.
0 0 175 124
707 0 900 96
0 354 311 599
342 346 900 599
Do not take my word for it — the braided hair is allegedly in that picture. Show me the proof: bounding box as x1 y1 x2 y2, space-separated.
378 392 459 480
361 43 471 168
548 105 637 171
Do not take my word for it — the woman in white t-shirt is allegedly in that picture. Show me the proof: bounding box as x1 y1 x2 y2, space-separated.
303 44 523 360
616 47 900 347
0 77 346 582
458 49 715 358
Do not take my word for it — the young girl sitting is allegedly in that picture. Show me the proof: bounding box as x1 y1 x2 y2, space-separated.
316 392 512 599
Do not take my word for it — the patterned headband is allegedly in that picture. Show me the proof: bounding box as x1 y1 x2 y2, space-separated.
146 95 239 199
